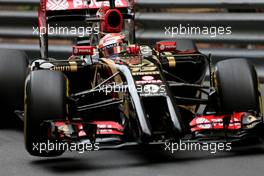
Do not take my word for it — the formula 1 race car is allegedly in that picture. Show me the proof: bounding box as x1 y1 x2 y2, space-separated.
0 0 264 157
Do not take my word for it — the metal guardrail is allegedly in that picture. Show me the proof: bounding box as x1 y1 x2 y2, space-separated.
0 0 263 60
0 11 263 44
0 0 38 5
1 0 264 8
136 0 264 8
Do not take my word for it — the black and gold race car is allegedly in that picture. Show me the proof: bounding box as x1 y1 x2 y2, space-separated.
0 0 263 157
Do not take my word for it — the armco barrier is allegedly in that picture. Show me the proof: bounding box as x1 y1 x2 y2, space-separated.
0 0 264 78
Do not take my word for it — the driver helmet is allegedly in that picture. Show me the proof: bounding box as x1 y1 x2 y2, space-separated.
98 33 127 58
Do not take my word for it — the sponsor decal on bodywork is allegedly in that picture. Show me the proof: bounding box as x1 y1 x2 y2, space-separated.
190 112 244 132
46 0 129 11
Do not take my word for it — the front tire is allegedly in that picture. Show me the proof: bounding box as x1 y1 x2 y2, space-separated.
215 58 261 114
0 49 28 125
24 70 68 157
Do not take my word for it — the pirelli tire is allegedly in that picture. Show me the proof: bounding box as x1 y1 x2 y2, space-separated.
214 58 262 114
24 70 69 157
0 49 28 121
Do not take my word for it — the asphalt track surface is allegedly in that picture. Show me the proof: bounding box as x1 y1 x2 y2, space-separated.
1 87 264 176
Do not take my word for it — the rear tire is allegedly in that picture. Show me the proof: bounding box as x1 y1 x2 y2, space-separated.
0 49 28 126
215 58 261 114
24 70 68 157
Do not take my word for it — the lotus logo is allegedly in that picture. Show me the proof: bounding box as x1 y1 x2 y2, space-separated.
142 76 154 81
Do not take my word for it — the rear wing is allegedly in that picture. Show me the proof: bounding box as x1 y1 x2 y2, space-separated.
44 0 132 11
38 0 135 59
